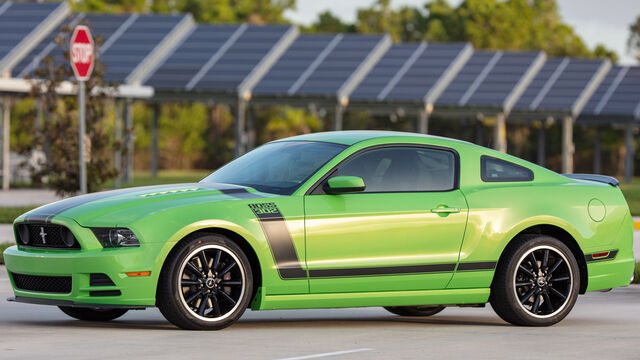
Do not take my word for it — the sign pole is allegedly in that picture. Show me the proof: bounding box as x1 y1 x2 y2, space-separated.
70 25 94 194
78 80 87 194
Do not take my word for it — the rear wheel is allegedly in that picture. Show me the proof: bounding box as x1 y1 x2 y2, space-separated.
157 233 253 330
58 307 127 321
490 235 580 326
384 306 445 317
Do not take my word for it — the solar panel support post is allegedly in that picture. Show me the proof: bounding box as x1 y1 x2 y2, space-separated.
537 121 546 167
123 99 134 183
247 104 255 151
1 96 10 191
114 100 122 189
494 113 507 153
234 99 247 158
334 104 344 131
475 114 484 146
417 108 429 134
151 103 159 178
562 115 574 174
624 122 634 183
593 125 601 174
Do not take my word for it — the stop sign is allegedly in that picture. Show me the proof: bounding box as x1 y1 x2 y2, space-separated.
70 25 94 81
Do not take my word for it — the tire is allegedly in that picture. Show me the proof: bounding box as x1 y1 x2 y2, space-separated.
58 306 128 321
384 306 445 317
490 234 580 326
157 233 253 330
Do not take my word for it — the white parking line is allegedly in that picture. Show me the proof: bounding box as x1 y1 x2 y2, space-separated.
274 348 373 360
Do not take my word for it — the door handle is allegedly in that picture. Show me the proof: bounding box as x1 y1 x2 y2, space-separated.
431 207 461 214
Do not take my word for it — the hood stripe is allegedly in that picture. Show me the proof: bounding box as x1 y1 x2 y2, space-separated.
25 183 257 223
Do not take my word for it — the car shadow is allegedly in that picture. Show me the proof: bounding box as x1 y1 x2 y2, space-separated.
2 314 511 331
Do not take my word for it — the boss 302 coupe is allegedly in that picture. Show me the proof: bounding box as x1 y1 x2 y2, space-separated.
3 131 635 329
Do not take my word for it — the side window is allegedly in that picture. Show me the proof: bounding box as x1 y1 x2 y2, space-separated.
481 156 534 182
333 147 457 192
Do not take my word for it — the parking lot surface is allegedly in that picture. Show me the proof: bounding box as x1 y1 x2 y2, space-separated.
0 265 637 360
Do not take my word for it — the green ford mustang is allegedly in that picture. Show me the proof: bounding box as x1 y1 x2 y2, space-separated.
3 131 635 329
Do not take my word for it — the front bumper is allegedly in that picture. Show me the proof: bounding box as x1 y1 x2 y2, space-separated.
3 244 159 307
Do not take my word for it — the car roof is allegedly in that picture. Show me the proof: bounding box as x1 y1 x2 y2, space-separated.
276 130 449 146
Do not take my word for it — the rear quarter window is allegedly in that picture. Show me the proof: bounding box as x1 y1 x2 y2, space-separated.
481 155 534 182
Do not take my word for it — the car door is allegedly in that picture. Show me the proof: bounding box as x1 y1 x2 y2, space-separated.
304 145 468 294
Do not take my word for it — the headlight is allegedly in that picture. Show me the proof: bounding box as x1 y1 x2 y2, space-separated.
91 228 140 248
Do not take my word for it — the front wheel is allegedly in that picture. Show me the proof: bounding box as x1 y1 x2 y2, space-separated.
157 233 253 330
58 307 128 321
490 235 580 326
384 306 445 317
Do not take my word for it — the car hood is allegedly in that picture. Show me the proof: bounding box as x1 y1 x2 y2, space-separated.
19 183 267 227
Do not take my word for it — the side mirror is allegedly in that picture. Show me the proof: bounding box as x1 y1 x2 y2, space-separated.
324 176 365 194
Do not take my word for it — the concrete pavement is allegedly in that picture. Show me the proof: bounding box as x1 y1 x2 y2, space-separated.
0 189 64 207
0 265 638 359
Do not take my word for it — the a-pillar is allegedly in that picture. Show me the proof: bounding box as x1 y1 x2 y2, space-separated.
234 98 247 158
624 122 634 183
593 125 602 174
151 103 159 178
493 113 507 153
561 115 574 174
1 96 10 190
123 99 134 183
417 108 429 134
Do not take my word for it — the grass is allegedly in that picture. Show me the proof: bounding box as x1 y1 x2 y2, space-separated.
619 180 640 216
102 169 211 189
0 242 12 264
0 206 36 224
634 262 640 284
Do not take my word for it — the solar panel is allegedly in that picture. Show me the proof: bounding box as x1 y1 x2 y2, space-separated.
100 14 186 83
437 51 544 109
0 2 64 74
253 33 388 98
515 58 609 113
13 14 132 78
193 25 293 92
350 42 471 103
581 65 640 119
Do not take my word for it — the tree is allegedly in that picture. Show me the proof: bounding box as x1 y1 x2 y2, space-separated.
72 0 296 24
305 11 355 33
21 20 118 195
628 15 640 62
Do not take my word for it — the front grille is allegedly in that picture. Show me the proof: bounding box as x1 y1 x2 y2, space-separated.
11 273 72 293
14 223 81 249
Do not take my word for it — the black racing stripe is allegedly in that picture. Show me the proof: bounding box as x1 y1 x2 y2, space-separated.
219 188 264 199
25 184 197 223
249 203 307 279
309 263 456 278
456 261 497 271
585 249 618 262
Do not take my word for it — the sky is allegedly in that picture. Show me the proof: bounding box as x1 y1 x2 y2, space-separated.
284 0 640 65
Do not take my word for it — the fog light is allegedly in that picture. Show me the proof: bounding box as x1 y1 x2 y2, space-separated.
60 227 76 247
16 224 30 245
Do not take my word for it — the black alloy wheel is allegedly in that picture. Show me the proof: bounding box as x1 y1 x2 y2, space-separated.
490 234 580 326
157 234 253 330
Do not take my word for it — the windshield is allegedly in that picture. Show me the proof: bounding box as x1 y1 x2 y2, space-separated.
201 141 347 195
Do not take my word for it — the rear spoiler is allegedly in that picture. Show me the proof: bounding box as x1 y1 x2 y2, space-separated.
563 174 619 187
